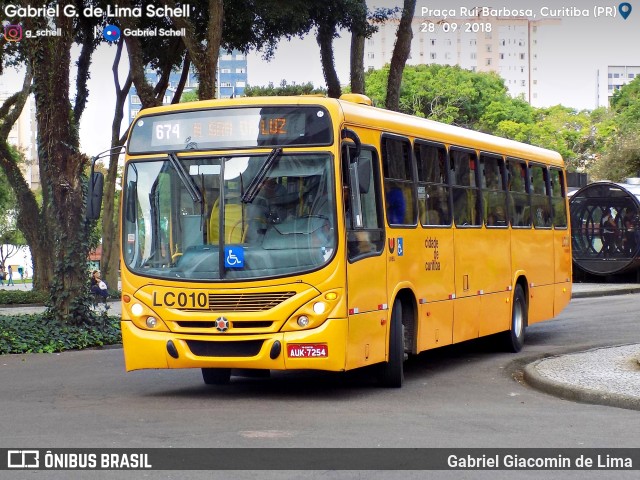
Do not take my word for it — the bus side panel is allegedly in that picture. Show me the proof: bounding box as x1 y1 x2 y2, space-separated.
528 284 555 324
453 296 479 343
417 299 453 351
452 228 482 342
479 291 511 337
554 228 572 316
346 254 388 370
346 311 387 370
478 229 512 295
416 227 455 352
419 228 455 303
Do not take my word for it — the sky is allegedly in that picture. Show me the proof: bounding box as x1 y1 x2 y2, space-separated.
1 0 639 154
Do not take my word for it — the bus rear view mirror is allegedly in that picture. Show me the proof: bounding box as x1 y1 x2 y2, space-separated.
125 180 137 223
86 172 104 221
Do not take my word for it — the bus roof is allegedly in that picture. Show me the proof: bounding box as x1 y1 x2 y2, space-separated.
135 95 564 167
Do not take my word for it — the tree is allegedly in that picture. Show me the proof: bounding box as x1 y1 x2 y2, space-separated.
165 0 224 100
591 78 640 180
15 2 101 322
590 132 640 181
301 0 395 98
100 37 132 295
244 80 326 96
0 63 55 293
385 0 416 111
0 158 26 268
366 64 511 128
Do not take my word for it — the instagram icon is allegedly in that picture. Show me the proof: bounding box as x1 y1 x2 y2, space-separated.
4 24 23 41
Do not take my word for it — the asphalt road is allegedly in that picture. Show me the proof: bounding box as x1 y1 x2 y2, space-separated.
1 294 639 479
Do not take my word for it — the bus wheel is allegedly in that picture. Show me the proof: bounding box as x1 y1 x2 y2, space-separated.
202 368 231 385
377 301 404 388
503 285 527 353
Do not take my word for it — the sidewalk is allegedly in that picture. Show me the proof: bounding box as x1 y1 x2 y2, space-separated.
524 344 640 411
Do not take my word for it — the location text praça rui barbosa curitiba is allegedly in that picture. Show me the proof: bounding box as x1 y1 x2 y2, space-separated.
3 4 191 18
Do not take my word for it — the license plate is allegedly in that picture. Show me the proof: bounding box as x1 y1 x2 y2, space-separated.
287 344 328 358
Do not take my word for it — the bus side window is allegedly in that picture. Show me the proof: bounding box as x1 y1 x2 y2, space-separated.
343 146 385 260
507 158 531 227
451 148 481 227
530 164 552 228
381 135 417 226
414 140 451 226
480 153 507 227
549 168 568 228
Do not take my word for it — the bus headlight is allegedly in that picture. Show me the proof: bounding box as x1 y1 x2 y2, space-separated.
146 316 158 329
131 303 144 316
313 302 326 314
297 315 310 327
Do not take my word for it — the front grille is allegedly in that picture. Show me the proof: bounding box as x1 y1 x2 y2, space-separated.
232 321 273 329
177 321 216 329
175 320 273 329
208 291 296 312
186 340 264 357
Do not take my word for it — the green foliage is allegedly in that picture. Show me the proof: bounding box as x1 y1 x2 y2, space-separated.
366 64 509 128
610 76 640 130
0 314 121 355
180 90 199 103
590 78 640 180
244 80 326 96
0 289 48 305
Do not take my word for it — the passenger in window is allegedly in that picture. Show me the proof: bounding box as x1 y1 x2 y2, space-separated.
487 205 506 226
601 208 618 258
622 209 637 255
387 188 406 224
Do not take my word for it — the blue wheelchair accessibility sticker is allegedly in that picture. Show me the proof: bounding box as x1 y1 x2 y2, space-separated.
224 246 245 268
397 238 404 256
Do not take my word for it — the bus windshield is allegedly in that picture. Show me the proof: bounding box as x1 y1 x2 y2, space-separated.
123 153 337 281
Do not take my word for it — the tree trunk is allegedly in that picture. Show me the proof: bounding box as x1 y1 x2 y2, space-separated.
167 0 224 101
350 33 366 94
0 67 53 293
349 0 368 95
386 0 416 111
101 38 131 294
317 23 341 98
27 14 94 322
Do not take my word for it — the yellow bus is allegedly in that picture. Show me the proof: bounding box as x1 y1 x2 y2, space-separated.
88 94 571 387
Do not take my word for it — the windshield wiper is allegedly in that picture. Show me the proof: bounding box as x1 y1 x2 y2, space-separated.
168 152 202 203
241 147 282 204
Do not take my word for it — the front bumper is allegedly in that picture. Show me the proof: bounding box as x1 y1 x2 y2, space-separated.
121 317 348 372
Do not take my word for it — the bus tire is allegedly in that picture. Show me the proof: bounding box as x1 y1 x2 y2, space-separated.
202 368 231 385
503 284 527 353
377 301 404 388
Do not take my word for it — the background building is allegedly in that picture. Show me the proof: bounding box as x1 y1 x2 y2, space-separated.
128 48 248 120
364 15 560 105
597 65 640 107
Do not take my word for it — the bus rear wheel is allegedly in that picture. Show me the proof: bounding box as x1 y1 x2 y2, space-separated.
202 368 231 385
502 284 527 352
377 301 404 388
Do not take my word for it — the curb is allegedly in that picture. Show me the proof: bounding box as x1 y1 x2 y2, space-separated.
571 286 640 299
523 354 640 411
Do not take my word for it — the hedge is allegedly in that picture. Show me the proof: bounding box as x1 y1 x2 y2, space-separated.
0 314 121 354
